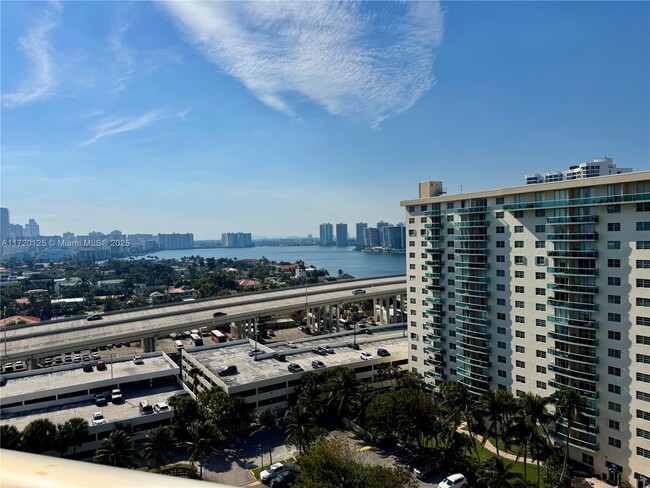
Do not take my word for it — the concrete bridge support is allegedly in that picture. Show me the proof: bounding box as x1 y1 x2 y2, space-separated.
142 336 156 353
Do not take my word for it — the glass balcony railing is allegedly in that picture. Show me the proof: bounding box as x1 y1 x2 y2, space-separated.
547 250 598 259
548 380 599 400
424 235 444 241
454 234 489 241
424 345 446 355
424 223 442 229
546 215 599 224
425 272 444 279
547 299 599 312
424 210 442 216
455 275 490 283
456 313 491 326
456 327 490 340
456 206 488 214
455 301 490 312
548 331 598 347
425 247 444 254
547 267 598 277
455 262 490 269
425 296 445 305
457 353 490 368
504 192 650 211
547 283 598 294
547 233 598 241
547 348 598 364
453 221 490 228
454 247 490 255
457 367 490 382
548 363 599 382
425 260 442 266
457 340 490 353
455 288 489 298
458 378 490 395
548 315 598 329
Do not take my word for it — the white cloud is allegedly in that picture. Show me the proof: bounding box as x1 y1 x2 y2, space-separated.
2 1 62 108
78 111 166 147
160 1 444 126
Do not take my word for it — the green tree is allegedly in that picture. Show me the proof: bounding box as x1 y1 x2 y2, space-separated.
551 387 588 481
440 382 481 460
93 428 138 467
480 457 522 488
168 394 201 441
327 367 360 427
0 425 22 451
479 389 514 457
142 426 176 472
252 408 278 466
179 419 222 479
22 419 57 453
56 418 89 456
284 403 325 455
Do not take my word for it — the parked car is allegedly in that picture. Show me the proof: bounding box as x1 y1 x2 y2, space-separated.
213 311 228 317
312 346 326 355
376 348 390 357
169 332 178 340
153 402 170 413
248 349 261 357
4 363 14 372
260 463 286 482
311 360 326 369
73 355 81 363
273 353 286 362
352 289 366 295
15 361 24 370
111 388 124 403
91 352 101 360
360 352 374 360
286 341 298 348
269 469 296 488
96 360 107 371
363 329 373 335
92 412 106 425
86 313 103 321
95 394 107 406
0 376 7 387
139 400 154 415
132 355 144 364
438 473 467 488
323 345 334 354
414 458 444 480
347 342 360 350
82 362 93 372
287 363 304 373
218 365 237 376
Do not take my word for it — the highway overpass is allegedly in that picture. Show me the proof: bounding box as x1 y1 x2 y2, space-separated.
1 276 407 362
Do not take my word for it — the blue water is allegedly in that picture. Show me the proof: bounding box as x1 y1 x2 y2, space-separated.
143 246 405 279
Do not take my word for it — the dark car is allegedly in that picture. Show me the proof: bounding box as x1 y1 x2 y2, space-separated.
248 348 261 357
376 348 390 357
288 363 304 373
352 289 366 295
273 353 286 362
218 365 237 376
311 360 326 369
94 394 107 406
269 469 296 488
312 346 326 355
86 313 103 321
0 376 7 387
213 311 228 317
363 329 373 335
96 360 107 371
82 362 93 372
347 343 360 350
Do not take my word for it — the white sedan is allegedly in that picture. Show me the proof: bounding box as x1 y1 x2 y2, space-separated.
260 463 285 481
92 412 106 425
360 352 374 360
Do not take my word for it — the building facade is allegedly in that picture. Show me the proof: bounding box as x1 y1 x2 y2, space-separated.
401 171 650 486
356 222 368 246
363 227 381 248
526 157 633 185
319 223 334 246
221 232 253 248
158 233 194 250
336 223 348 247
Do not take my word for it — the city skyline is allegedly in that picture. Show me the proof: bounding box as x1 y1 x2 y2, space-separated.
2 1 649 238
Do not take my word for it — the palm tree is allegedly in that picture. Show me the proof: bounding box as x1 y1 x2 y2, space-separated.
56 418 89 456
252 409 278 466
551 387 588 481
179 419 221 479
440 382 481 460
479 390 510 457
94 429 138 467
284 403 316 455
187 365 202 391
142 426 176 471
327 368 360 427
480 457 523 488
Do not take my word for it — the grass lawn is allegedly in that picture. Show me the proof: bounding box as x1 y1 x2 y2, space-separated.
469 438 545 487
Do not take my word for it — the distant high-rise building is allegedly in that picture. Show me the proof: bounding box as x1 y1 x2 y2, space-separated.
158 233 194 250
355 222 367 246
380 225 405 250
319 223 334 246
23 219 40 238
336 223 348 247
0 207 9 243
363 227 380 247
221 232 253 248
377 221 390 231
525 157 632 185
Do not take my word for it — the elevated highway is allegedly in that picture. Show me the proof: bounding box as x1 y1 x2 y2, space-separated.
1 276 406 362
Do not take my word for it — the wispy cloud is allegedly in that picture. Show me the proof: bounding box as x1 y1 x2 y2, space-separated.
160 1 444 126
78 111 166 147
2 1 62 108
109 15 136 94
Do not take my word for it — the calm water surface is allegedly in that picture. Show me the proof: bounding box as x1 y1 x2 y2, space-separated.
143 246 405 279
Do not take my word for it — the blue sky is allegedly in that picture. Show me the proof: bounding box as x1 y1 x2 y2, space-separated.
2 1 649 239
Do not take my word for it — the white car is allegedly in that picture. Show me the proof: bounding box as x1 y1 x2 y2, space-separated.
286 341 298 348
92 412 106 425
111 389 123 403
153 402 170 413
360 352 374 360
438 473 467 488
352 289 366 295
132 355 144 364
260 463 285 481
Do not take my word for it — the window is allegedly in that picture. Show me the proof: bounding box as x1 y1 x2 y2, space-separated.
498 370 507 378
536 334 546 343
496 211 504 219
411 344 418 350
447 228 454 235
581 454 593 466
497 341 506 349
496 269 505 277
638 409 650 421
637 354 650 364
608 313 621 323
516 375 526 383
497 298 506 306
536 350 546 358
497 312 507 320
514 241 524 248
536 319 546 327
608 295 621 304
535 209 545 217
515 300 525 308
608 330 621 340
516 360 525 368
514 226 524 233
515 345 525 353
515 271 525 278
535 272 546 280
536 365 546 374
638 298 650 307
449 368 457 376
638 279 650 288
638 428 650 440
409 264 416 269
516 331 525 338
608 437 621 449
637 260 650 269
535 241 546 248
609 419 620 430
607 222 621 231
496 226 505 234
447 253 455 260
536 381 547 390
496 255 505 263
497 284 506 291
516 316 525 323
607 241 621 250
496 241 505 248
447 215 454 222
420 205 427 211
608 348 621 358
637 222 650 231
608 277 621 286
639 318 650 327
535 225 546 233
447 266 455 273
411 355 418 362
536 302 547 311
638 241 650 250
515 286 525 293
608 384 621 395
638 202 650 212
409 241 415 247
536 288 546 296
608 366 621 376
514 211 524 218
497 327 506 334
535 256 545 266
496 197 504 205
607 204 620 213
608 400 622 411
637 391 650 402
640 373 650 383
608 259 621 268
447 202 454 209
498 356 506 363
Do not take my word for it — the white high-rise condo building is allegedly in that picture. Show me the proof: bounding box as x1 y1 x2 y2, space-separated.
320 223 334 246
526 157 633 185
401 171 650 486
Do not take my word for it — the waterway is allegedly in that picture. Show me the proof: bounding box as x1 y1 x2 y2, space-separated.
143 246 405 279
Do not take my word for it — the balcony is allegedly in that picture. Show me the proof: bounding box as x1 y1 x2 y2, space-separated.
547 299 599 312
425 296 445 305
453 221 490 228
456 206 488 214
424 345 446 355
455 262 490 269
546 215 599 224
425 247 444 254
547 250 598 259
424 223 442 229
455 275 490 283
424 272 444 279
548 363 599 382
458 378 490 395
456 313 491 327
457 353 491 368
457 340 490 354
547 233 598 241
547 348 598 364
547 283 598 294
425 260 442 266
424 235 444 241
455 301 490 312
547 267 598 277
426 285 445 293
456 327 490 340
503 191 650 211
547 315 598 329
548 331 598 347
552 431 600 452
424 210 442 217
548 380 599 399
454 247 490 255
454 234 489 241
455 288 489 298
